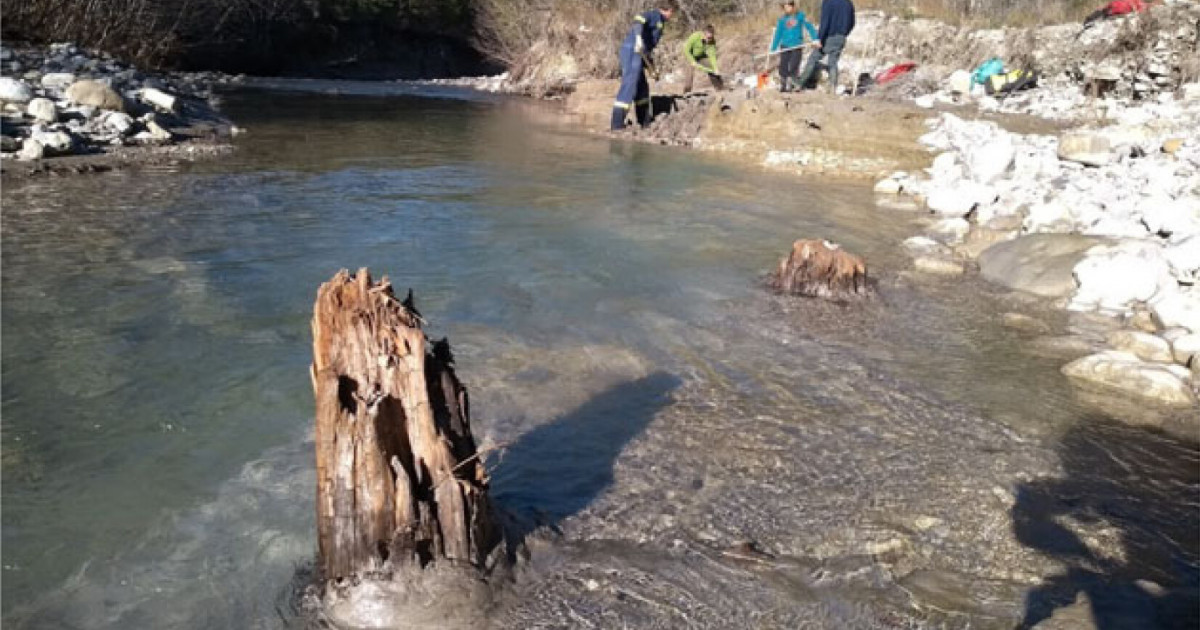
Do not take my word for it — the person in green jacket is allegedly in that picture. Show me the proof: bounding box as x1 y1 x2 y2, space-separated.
682 25 723 93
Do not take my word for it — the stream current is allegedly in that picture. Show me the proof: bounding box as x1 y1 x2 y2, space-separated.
2 83 1197 628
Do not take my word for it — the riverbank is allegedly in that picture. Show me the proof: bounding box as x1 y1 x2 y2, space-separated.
0 43 240 178
479 1 1200 421
865 3 1200 417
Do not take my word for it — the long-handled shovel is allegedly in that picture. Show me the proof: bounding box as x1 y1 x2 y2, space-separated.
640 52 658 123
752 43 813 60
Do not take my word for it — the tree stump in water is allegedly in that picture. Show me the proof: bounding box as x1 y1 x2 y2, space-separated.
769 239 870 299
311 268 499 581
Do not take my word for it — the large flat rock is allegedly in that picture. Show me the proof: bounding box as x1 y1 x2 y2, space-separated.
978 234 1107 298
1062 350 1197 408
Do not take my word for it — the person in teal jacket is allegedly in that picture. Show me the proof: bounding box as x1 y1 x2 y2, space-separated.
770 1 819 92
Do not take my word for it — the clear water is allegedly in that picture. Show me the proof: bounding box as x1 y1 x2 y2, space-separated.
2 84 1197 629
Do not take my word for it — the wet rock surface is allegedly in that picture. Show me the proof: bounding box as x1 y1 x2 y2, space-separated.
979 235 1105 298
1062 350 1197 407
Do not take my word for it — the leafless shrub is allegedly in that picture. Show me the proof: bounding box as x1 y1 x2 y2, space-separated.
3 0 305 67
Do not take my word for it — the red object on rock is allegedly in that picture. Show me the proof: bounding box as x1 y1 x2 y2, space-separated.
1107 0 1146 15
876 62 917 85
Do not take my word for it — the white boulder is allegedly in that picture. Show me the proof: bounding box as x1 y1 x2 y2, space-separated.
1024 201 1076 233
0 77 33 103
104 111 134 135
1151 286 1200 333
913 255 966 275
26 97 57 123
138 87 177 112
17 139 44 161
145 119 172 141
979 234 1106 298
1140 196 1200 238
948 70 973 95
964 134 1015 183
65 80 125 111
1071 240 1176 312
1062 350 1196 407
929 151 959 177
930 218 971 243
1163 235 1200 285
927 182 996 217
1171 333 1200 365
1106 330 1173 362
1058 132 1113 167
30 126 75 155
40 72 76 92
874 178 902 194
903 236 946 254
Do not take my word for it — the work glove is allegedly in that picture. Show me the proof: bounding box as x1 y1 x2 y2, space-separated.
644 58 659 80
634 35 645 55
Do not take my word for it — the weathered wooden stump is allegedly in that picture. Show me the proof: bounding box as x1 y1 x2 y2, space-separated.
311 268 499 582
769 238 870 299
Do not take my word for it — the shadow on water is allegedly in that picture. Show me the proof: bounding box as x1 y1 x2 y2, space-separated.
489 372 679 545
1013 419 1200 629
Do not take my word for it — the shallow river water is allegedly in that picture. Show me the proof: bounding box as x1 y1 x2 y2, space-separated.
2 84 1197 629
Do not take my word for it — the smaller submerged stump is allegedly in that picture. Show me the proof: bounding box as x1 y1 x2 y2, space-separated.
770 239 870 300
311 268 499 583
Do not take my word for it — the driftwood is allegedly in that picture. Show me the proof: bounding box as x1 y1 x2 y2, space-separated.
311 269 499 581
769 239 870 299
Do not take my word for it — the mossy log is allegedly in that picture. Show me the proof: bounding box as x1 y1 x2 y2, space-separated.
311 268 498 581
769 239 869 299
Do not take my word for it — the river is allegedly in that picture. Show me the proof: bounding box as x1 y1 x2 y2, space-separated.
2 84 1197 629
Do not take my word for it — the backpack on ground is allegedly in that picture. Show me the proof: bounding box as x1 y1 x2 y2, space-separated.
985 69 1040 95
972 58 1005 85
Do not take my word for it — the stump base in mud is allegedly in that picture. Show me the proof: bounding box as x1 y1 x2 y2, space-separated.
311 268 500 584
769 239 870 299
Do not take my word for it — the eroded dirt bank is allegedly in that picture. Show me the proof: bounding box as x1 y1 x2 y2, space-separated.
567 80 933 178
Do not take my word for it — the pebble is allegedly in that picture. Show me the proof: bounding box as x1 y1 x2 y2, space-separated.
1003 313 1051 334
913 255 966 275
1107 330 1173 363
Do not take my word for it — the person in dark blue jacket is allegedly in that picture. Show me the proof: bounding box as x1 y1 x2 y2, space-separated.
795 0 855 93
770 2 818 92
611 6 674 131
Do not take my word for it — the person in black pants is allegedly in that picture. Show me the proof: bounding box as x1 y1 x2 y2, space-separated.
796 0 856 93
770 1 818 92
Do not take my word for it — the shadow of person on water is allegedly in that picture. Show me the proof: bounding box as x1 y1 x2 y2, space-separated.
488 372 679 549
1012 418 1200 629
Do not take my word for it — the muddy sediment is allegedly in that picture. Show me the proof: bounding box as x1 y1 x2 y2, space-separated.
565 79 935 178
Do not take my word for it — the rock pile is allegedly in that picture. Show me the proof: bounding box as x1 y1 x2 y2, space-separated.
876 89 1200 406
847 1 1200 122
861 1 1200 412
0 42 241 165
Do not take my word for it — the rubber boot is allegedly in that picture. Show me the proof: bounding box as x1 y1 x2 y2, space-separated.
611 108 626 131
635 103 651 127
